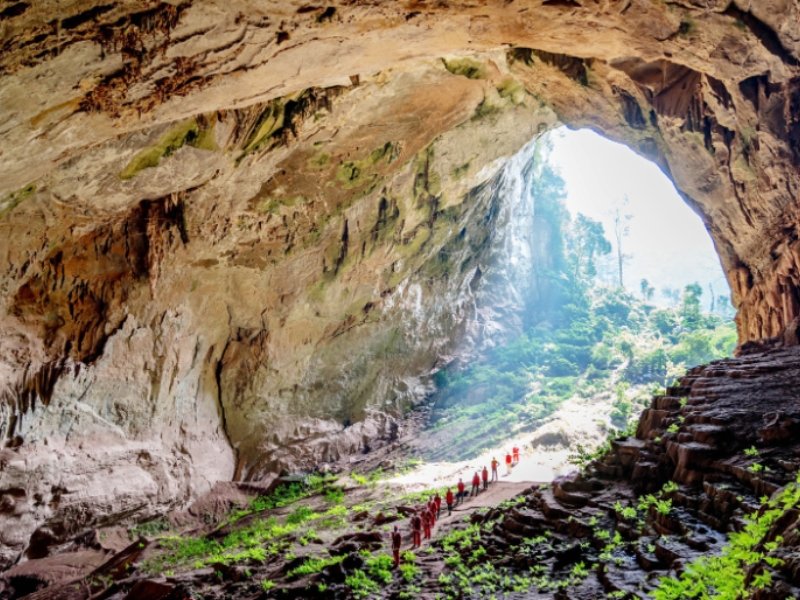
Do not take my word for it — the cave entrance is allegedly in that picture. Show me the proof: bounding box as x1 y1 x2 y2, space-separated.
394 126 736 486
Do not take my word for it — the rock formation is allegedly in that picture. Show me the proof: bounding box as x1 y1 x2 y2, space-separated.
4 342 800 599
1 0 800 570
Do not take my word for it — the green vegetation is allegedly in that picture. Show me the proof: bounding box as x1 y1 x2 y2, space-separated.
653 474 800 599
128 518 169 538
307 150 331 169
744 445 759 457
345 568 380 598
287 555 344 578
472 97 501 120
240 94 298 157
427 158 735 461
497 77 526 104
0 183 35 218
442 57 486 79
119 118 216 179
141 476 342 573
336 141 396 190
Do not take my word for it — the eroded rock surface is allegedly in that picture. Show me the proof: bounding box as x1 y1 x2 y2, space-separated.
1 0 800 568
5 344 800 599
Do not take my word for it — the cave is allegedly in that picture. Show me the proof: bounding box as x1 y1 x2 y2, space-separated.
2 1 800 598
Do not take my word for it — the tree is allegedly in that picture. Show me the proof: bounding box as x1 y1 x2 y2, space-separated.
662 287 681 305
640 278 655 302
717 295 735 319
570 214 612 281
708 282 715 314
611 197 632 288
680 283 703 330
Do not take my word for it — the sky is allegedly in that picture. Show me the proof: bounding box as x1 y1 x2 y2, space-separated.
544 127 731 311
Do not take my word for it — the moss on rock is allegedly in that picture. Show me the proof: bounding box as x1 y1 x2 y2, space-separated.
0 183 36 218
335 142 396 190
120 118 216 180
442 57 487 79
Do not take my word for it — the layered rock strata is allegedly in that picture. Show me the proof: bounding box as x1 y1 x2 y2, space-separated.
414 343 800 598
1 0 800 569
4 344 800 599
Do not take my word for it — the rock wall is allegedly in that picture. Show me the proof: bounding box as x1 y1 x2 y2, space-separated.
1 0 800 568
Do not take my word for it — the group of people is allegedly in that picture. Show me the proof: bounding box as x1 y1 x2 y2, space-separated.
389 445 524 568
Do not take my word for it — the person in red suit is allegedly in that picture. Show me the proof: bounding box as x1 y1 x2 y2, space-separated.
471 471 481 496
423 507 432 539
411 511 422 548
482 466 489 490
445 487 454 515
391 525 402 568
456 478 466 505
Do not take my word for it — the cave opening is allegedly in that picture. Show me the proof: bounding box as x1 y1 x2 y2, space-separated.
395 126 736 486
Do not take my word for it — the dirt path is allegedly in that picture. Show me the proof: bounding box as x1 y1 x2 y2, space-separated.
399 480 537 552
433 481 535 528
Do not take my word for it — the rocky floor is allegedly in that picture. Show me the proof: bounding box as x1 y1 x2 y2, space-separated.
3 343 800 599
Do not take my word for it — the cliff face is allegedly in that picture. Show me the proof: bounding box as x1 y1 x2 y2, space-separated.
1 0 800 568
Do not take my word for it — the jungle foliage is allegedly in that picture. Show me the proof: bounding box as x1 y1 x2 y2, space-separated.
428 162 736 458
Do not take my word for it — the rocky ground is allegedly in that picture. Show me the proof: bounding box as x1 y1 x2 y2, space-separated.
3 342 800 599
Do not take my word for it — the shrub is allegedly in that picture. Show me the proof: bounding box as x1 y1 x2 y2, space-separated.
346 569 380 598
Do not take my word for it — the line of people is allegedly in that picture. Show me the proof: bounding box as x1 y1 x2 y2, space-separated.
390 445 525 567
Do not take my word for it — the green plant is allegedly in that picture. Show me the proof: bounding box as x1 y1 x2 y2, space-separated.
655 499 672 516
288 555 345 578
653 474 800 599
401 550 416 562
346 568 380 598
261 579 275 591
365 553 394 585
129 518 169 538
299 529 319 545
287 505 319 525
571 561 589 579
325 487 345 504
662 481 679 494
744 446 759 457
399 562 420 582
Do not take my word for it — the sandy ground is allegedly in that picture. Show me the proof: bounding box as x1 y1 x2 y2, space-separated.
387 390 616 491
